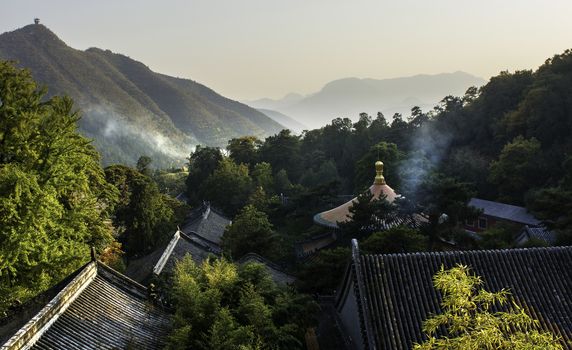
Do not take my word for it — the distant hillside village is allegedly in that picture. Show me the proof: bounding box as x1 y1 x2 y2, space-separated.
2 20 572 350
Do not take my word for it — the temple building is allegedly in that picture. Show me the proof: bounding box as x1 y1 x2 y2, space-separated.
126 204 294 286
308 161 422 259
125 203 229 283
465 198 555 245
334 240 572 350
313 161 399 229
150 230 294 285
1 256 171 350
181 202 232 249
152 230 220 276
124 203 294 286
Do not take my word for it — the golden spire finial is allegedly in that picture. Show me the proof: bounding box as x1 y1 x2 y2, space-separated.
374 160 386 185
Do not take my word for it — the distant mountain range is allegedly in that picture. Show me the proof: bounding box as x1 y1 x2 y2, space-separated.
256 109 307 133
0 24 285 166
245 93 305 111
246 72 486 129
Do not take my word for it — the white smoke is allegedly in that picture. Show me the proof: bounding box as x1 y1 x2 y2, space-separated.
82 104 196 165
398 121 453 199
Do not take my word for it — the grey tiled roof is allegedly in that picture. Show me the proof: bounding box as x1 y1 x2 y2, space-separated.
126 204 229 283
2 262 171 350
238 253 295 285
517 225 557 245
336 241 572 349
469 198 541 225
125 230 222 283
181 204 231 245
153 231 219 276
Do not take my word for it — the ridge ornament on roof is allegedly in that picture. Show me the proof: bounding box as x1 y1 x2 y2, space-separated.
373 161 386 185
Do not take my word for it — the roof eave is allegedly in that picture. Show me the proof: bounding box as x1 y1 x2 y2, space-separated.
1 262 98 350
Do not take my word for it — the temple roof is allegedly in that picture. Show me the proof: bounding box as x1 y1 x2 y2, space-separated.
2 262 171 350
125 204 229 283
469 198 541 225
181 203 231 245
153 230 220 276
336 241 572 349
151 232 294 285
313 161 399 228
238 253 296 285
516 225 557 245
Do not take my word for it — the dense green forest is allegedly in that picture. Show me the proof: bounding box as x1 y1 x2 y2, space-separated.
1 48 572 348
187 50 572 221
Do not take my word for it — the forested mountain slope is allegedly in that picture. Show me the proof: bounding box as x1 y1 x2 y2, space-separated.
0 24 284 166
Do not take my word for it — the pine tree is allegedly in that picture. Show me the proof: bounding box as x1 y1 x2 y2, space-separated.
105 164 176 256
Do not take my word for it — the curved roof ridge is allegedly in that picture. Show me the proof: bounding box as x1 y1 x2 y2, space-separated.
152 230 182 275
361 245 571 259
2 260 171 350
1 262 98 349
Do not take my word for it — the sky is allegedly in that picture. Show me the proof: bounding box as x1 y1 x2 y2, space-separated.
1 0 571 100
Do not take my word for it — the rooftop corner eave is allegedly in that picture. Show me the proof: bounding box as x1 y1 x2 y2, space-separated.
1 262 98 350
313 213 340 229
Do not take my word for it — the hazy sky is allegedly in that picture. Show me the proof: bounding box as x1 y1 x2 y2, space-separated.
2 0 571 100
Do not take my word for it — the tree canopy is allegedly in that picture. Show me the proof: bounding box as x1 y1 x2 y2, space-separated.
361 226 427 254
489 136 543 204
186 145 223 204
105 164 184 257
0 61 117 313
222 205 277 260
227 136 261 168
201 158 254 216
166 255 317 350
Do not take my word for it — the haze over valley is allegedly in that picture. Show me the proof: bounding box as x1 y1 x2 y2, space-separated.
245 72 486 129
0 22 488 163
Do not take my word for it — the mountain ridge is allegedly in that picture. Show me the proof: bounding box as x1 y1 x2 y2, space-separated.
0 24 285 166
248 71 486 129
